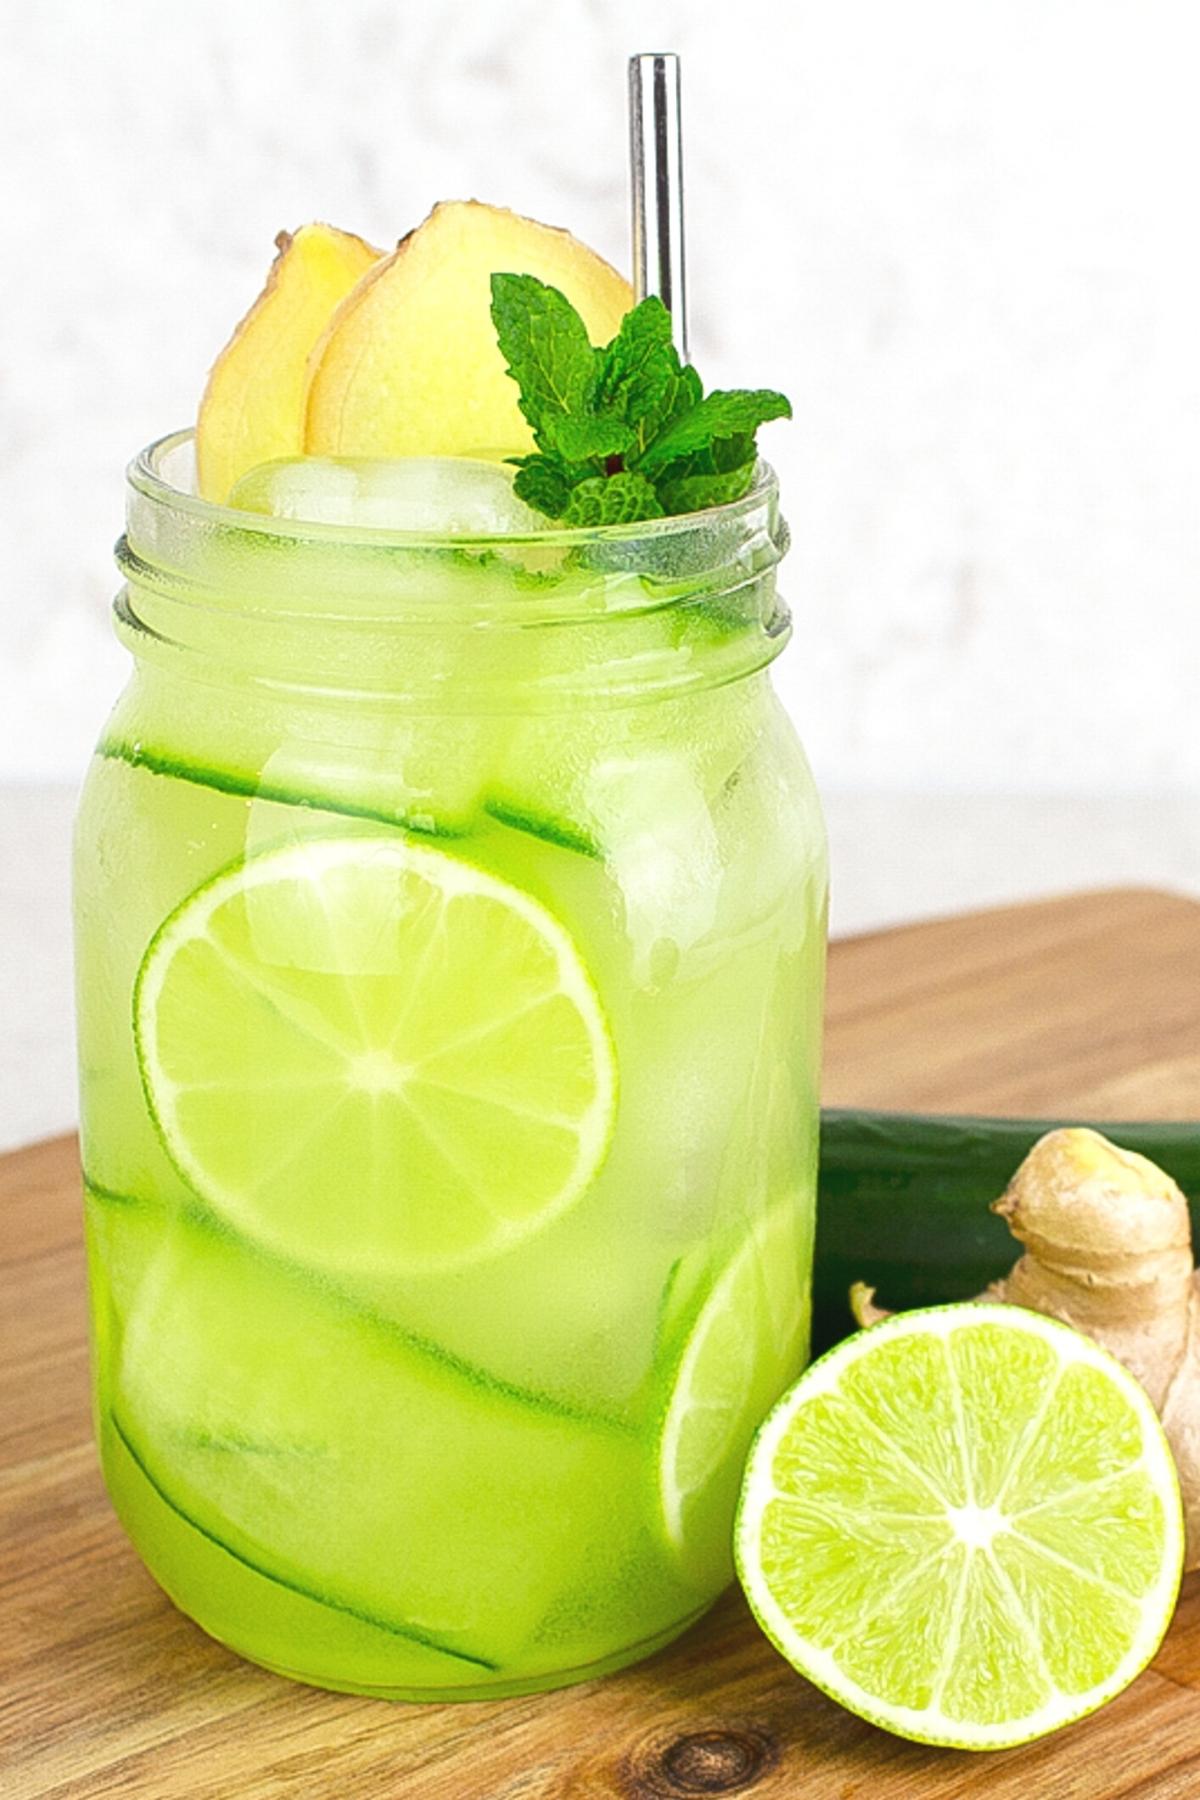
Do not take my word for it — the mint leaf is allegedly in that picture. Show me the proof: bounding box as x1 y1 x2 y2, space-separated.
562 472 664 526
653 430 755 483
491 278 790 523
650 428 759 512
490 273 598 454
638 389 790 473
511 456 573 519
553 412 636 463
595 296 674 403
595 298 699 457
658 458 758 515
663 362 704 429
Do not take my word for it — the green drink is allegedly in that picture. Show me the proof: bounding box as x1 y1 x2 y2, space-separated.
75 194 826 1697
75 434 826 1698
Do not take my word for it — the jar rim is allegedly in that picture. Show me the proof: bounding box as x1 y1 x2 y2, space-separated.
130 429 780 553
117 431 791 703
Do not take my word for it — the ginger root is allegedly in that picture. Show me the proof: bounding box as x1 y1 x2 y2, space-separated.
851 1127 1200 1568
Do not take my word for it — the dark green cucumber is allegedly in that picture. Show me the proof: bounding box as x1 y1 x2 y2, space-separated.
813 1108 1200 1354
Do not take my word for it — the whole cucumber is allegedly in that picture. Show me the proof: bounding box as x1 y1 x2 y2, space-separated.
812 1108 1200 1354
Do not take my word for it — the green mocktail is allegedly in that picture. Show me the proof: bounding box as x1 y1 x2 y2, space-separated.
75 433 825 1697
75 198 826 1697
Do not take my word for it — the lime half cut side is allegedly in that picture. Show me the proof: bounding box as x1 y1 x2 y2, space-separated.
135 834 616 1274
735 1303 1183 1751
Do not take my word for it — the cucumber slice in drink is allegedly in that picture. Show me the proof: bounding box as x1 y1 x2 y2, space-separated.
88 1190 496 1682
98 727 487 842
485 680 764 882
98 737 469 839
735 1305 1184 1749
85 1181 166 1317
100 1411 494 1691
134 833 616 1276
114 1220 639 1670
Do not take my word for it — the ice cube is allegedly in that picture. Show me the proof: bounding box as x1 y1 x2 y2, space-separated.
227 456 547 536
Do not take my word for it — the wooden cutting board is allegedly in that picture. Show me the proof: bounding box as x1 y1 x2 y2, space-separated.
4 887 1199 1799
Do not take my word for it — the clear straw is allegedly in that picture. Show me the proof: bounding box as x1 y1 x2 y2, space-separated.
628 52 689 363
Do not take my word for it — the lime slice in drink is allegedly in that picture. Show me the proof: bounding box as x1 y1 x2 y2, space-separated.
134 834 616 1273
657 1202 809 1579
735 1304 1184 1750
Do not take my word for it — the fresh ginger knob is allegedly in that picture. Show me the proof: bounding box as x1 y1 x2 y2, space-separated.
993 1127 1193 1292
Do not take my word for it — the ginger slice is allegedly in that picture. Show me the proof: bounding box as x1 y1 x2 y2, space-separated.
197 223 381 502
304 200 632 461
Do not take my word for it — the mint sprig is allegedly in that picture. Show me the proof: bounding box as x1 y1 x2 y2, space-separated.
490 274 790 524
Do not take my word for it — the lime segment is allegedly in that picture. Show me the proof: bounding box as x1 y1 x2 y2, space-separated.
735 1304 1183 1749
134 834 616 1273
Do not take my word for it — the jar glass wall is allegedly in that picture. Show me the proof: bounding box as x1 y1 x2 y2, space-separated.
74 434 827 1699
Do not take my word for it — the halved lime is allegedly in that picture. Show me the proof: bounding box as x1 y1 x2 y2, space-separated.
735 1304 1184 1750
658 1202 810 1579
134 834 616 1273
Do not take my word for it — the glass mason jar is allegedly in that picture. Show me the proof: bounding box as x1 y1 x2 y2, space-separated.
75 432 828 1700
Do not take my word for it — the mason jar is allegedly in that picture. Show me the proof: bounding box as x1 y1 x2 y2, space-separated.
74 431 828 1699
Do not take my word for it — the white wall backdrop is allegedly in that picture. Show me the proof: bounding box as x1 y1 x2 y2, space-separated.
2 0 1197 794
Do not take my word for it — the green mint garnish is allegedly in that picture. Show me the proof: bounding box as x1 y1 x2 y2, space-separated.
490 274 790 523
562 471 663 526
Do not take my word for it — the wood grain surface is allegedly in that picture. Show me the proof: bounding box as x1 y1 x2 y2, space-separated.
3 887 1199 1799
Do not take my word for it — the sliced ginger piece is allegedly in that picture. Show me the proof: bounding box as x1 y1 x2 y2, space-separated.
304 200 632 460
197 223 382 501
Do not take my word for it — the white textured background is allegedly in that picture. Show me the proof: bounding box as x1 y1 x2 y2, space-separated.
3 0 1198 790
2 0 1199 1148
